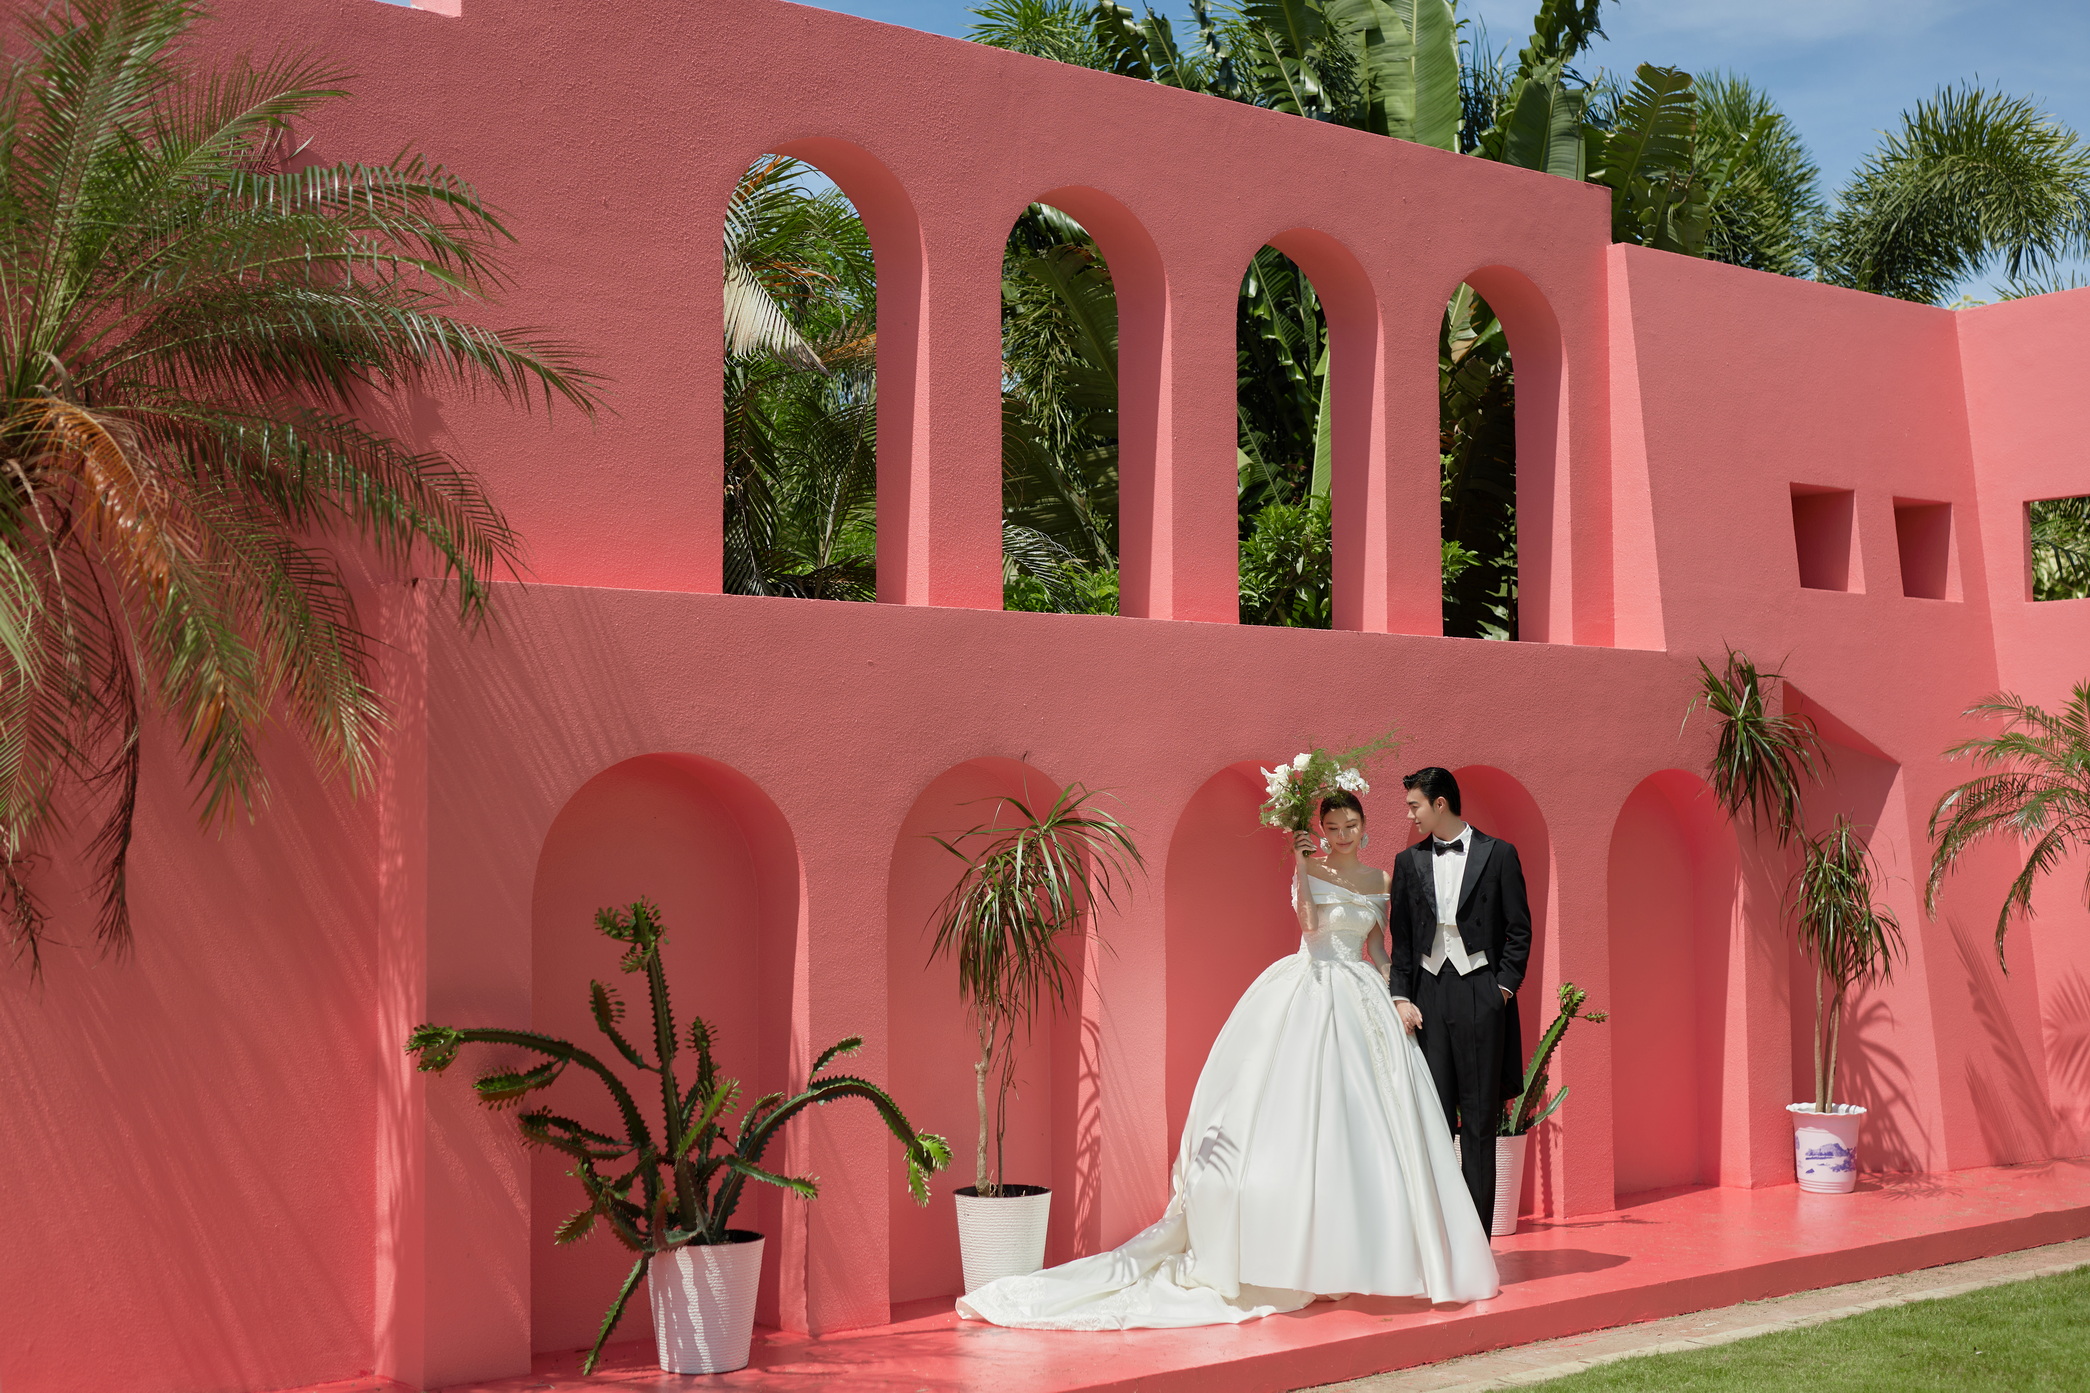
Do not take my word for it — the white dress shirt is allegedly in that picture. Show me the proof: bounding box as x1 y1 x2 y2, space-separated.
1421 825 1487 976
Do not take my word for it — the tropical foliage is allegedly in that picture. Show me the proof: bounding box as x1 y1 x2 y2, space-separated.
1793 817 1904 1113
723 157 879 600
929 784 1144 1194
1686 647 1825 846
1927 686 2090 968
1500 979 1605 1136
2027 496 2090 602
406 899 948 1374
0 0 597 969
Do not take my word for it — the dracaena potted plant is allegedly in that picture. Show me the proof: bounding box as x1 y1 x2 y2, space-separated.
1491 982 1607 1236
1688 647 1902 1191
1787 817 1904 1191
928 784 1144 1293
406 899 949 1375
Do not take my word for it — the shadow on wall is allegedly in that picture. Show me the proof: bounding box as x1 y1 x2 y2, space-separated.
1948 912 2055 1167
886 758 1093 1302
528 754 799 1349
2046 969 2090 1153
1607 771 1737 1202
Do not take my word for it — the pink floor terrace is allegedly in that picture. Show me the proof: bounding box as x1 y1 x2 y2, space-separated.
7 2 2090 1392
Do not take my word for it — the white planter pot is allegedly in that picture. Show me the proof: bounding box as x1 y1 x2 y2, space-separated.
649 1231 764 1375
1788 1103 1865 1194
1454 1135 1531 1236
1492 1133 1530 1236
954 1185 1051 1294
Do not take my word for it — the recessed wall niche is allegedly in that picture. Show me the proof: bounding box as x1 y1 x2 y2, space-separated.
1892 499 1957 601
1791 485 1861 593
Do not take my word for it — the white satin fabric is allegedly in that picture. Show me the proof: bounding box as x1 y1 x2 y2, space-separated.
956 875 1499 1330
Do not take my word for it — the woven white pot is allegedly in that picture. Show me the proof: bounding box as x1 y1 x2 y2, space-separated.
954 1185 1051 1294
1789 1103 1865 1194
1453 1135 1531 1236
1492 1133 1530 1236
649 1231 764 1375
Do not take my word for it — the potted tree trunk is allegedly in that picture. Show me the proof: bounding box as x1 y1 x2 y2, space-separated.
1788 818 1904 1192
929 784 1144 1293
406 899 948 1375
1491 982 1607 1236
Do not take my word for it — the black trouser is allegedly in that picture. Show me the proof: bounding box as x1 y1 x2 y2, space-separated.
1416 966 1506 1232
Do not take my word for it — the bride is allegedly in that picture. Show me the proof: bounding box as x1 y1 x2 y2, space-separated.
958 791 1499 1329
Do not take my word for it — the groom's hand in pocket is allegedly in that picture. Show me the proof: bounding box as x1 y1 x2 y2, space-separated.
1394 1000 1423 1033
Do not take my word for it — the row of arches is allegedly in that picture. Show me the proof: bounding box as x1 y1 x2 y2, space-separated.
724 142 1563 640
521 751 1739 1343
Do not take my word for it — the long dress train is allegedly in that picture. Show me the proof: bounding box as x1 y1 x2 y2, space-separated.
957 874 1499 1330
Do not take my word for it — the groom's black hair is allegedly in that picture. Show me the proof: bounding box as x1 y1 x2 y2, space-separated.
1401 767 1461 815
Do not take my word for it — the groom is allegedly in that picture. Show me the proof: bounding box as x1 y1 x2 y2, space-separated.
1387 767 1532 1233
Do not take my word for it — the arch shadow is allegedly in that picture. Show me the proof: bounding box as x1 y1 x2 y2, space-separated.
528 753 801 1347
885 757 1094 1301
1606 770 1737 1202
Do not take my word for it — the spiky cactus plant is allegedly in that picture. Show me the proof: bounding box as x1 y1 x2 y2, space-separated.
406 899 949 1374
1500 981 1608 1136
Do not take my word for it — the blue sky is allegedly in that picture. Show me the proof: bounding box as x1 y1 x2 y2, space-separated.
799 0 2090 299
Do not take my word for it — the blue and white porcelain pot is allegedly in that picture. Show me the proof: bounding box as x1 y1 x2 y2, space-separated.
1787 1103 1865 1194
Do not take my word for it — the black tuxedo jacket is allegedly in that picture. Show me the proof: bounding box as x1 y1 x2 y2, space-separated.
1387 828 1534 1100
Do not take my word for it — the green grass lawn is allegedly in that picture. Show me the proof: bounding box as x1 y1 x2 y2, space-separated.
1528 1265 2090 1391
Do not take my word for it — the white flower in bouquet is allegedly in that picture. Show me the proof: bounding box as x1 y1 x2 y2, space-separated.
1256 728 1402 833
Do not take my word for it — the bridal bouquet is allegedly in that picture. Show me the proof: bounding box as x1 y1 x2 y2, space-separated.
1258 727 1403 832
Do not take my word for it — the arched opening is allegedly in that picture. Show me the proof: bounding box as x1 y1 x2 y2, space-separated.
1162 762 1302 1148
528 754 800 1348
1000 200 1126 615
1450 765 1554 1217
885 758 1093 1301
723 143 911 602
1235 246 1332 627
1607 770 1737 1202
1442 268 1569 642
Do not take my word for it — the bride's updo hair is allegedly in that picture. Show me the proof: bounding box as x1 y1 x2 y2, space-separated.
1318 790 1365 823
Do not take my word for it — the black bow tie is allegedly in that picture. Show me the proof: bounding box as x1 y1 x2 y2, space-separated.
1433 839 1464 856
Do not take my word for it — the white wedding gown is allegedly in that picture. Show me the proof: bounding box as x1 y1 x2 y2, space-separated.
957 873 1499 1329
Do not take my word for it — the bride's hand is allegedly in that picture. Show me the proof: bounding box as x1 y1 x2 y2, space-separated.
1291 830 1319 859
1394 1001 1423 1034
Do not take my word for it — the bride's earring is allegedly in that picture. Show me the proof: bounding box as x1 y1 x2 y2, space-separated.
1318 837 1328 852
1362 832 1371 848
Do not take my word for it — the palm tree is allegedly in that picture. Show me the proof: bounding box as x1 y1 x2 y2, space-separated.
1927 686 2090 968
722 157 879 600
0 0 597 968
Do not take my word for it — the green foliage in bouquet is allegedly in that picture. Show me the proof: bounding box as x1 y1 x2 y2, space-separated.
1500 981 1607 1136
406 899 949 1374
1258 727 1404 833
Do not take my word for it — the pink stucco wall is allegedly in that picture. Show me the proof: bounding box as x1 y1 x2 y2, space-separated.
3 2 2090 1390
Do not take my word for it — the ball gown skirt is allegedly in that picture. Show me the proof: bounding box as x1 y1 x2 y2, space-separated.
957 876 1500 1330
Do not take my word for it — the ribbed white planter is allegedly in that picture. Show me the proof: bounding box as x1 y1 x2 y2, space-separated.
649 1231 764 1375
1492 1133 1530 1237
1453 1135 1531 1236
954 1185 1051 1294
1789 1103 1865 1193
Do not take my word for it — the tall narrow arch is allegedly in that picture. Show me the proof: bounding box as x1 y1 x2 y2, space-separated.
999 186 1166 619
758 138 928 606
884 758 1097 1300
1445 265 1571 644
528 754 801 1346
1606 770 1738 1202
1233 229 1387 632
